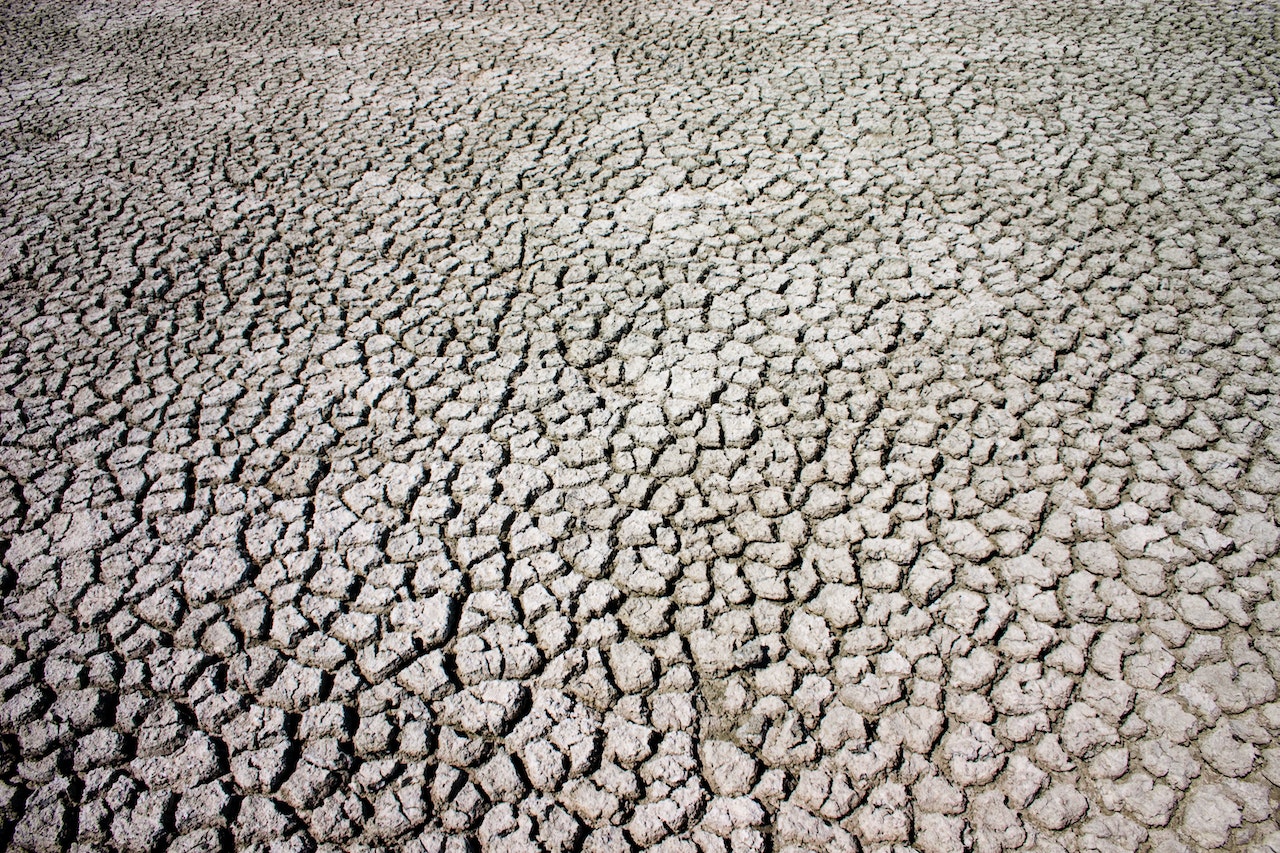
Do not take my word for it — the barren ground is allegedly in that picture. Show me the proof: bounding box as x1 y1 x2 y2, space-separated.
1 1 1280 851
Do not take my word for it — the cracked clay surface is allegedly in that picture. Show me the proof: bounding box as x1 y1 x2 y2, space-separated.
1 0 1280 851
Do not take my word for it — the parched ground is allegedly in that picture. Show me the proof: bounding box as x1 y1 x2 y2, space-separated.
1 0 1279 850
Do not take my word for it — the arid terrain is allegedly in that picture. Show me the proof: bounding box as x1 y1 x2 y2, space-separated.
1 0 1279 850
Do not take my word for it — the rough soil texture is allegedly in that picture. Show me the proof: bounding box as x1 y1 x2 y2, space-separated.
1 0 1280 851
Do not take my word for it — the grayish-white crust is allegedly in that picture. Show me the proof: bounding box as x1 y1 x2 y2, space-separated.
1 0 1279 851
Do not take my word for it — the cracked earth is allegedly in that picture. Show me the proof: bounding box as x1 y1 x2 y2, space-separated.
1 0 1279 851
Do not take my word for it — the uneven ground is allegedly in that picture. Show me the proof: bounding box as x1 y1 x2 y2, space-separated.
0 0 1279 851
